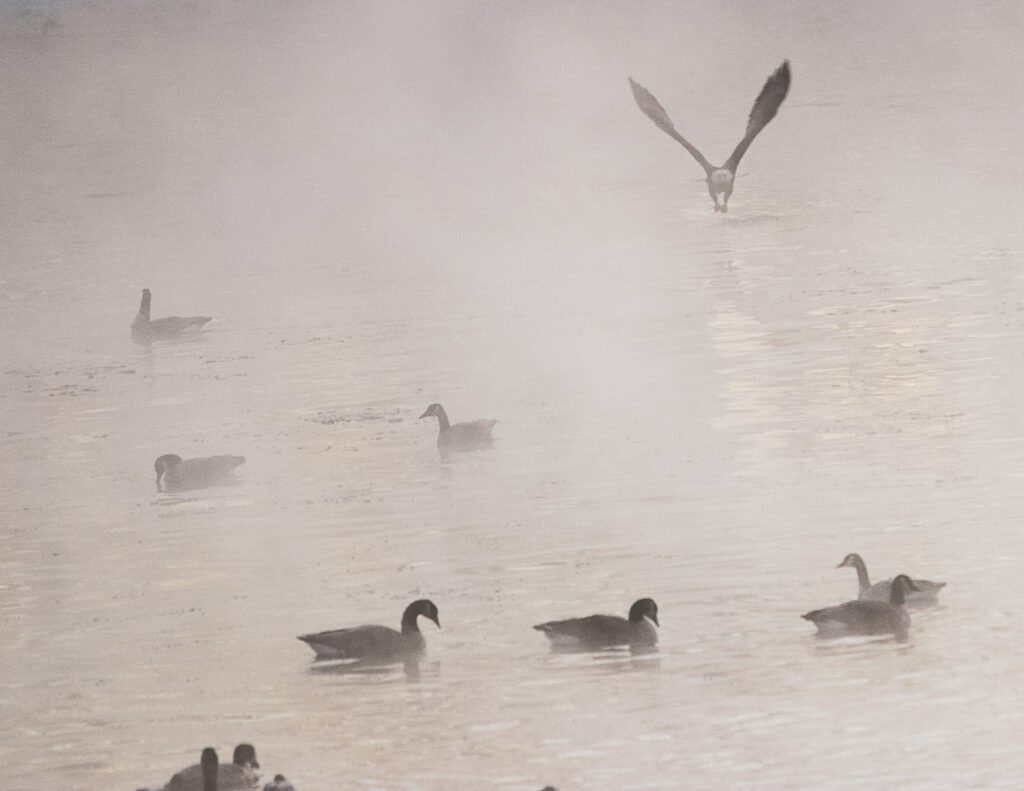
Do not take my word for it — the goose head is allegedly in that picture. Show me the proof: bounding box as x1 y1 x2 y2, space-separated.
403 599 441 630
628 598 659 627
154 454 183 491
890 574 920 606
836 553 863 569
231 743 258 769
419 403 443 419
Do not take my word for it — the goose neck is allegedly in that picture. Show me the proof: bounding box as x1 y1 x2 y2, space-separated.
400 611 422 634
890 578 908 607
850 555 871 591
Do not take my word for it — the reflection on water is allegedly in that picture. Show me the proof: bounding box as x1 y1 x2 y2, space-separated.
307 658 433 685
3 2 1024 790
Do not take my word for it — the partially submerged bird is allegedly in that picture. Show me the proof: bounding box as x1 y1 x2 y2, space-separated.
534 598 659 652
132 288 212 343
802 574 919 641
837 552 945 608
419 403 497 452
165 744 260 791
298 599 440 662
629 60 791 212
154 454 246 493
263 776 296 791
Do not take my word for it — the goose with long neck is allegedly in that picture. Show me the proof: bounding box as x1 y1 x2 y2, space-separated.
419 403 497 452
534 598 659 652
802 574 919 641
837 553 945 608
132 288 212 343
629 60 790 212
298 599 441 662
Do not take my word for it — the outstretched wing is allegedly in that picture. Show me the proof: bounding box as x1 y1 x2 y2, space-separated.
629 77 713 176
723 60 791 173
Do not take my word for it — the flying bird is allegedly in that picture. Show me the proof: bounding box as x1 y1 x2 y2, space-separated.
629 60 791 212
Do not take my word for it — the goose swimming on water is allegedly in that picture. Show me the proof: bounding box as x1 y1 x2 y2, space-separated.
534 598 659 652
297 599 440 662
132 288 212 343
419 403 497 452
164 744 260 791
837 552 945 608
802 574 919 641
154 454 246 493
629 60 791 212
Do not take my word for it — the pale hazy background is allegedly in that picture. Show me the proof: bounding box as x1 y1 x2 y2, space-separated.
2 1 1024 789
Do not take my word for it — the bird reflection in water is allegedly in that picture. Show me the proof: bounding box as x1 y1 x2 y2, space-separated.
307 656 436 683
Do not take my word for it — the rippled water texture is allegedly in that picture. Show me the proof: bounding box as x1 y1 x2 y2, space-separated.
3 2 1024 789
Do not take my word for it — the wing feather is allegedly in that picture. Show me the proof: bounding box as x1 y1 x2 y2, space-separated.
629 77 713 175
723 61 791 173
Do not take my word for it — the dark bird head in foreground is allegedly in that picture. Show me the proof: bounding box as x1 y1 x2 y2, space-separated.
629 60 790 213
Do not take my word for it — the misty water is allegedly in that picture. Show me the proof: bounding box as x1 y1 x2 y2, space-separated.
3 2 1024 789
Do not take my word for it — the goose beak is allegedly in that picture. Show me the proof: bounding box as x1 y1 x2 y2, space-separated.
651 614 660 627
419 410 429 419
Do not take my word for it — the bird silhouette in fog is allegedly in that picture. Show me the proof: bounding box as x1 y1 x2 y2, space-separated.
298 599 440 662
629 60 790 212
802 574 919 641
154 454 246 492
419 403 497 453
163 744 260 791
837 552 945 608
131 288 211 343
534 598 659 652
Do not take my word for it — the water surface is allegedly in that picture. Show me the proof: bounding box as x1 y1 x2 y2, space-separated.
2 2 1024 789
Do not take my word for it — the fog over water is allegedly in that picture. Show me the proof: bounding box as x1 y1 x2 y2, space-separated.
3 1 1024 789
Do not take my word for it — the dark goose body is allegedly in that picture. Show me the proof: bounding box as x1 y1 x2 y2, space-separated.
534 598 659 651
837 552 945 608
165 745 259 791
154 454 246 493
419 403 496 452
802 574 919 641
298 599 440 662
630 60 790 212
132 288 211 343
